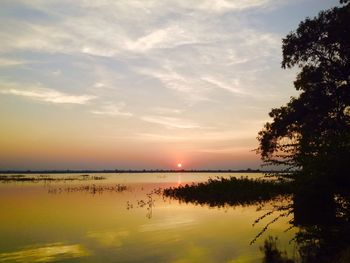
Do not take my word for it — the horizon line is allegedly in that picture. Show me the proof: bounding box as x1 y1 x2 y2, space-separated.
0 168 284 174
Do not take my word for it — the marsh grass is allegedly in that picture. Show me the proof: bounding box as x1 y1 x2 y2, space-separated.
126 188 163 219
47 184 128 194
0 174 105 183
163 176 292 207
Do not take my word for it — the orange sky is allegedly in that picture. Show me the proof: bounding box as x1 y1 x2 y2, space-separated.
0 0 338 170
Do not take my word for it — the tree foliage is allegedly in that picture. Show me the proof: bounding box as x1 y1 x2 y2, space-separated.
258 1 350 184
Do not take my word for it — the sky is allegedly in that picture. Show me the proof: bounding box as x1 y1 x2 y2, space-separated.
0 0 340 170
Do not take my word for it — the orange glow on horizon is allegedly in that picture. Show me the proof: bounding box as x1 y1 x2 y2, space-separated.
177 163 182 168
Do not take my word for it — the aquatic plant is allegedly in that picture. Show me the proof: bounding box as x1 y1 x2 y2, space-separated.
47 184 128 194
163 176 292 207
0 174 105 183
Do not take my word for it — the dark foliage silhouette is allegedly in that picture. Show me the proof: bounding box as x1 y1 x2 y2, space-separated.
163 176 291 207
257 0 350 185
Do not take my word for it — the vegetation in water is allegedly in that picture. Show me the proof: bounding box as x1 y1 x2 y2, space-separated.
47 184 128 194
0 174 105 183
163 176 292 207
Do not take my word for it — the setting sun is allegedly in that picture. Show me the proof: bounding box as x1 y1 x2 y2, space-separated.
0 0 346 262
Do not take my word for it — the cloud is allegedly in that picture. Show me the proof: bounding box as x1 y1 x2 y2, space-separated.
51 69 61 76
0 0 296 165
0 0 281 58
125 25 198 52
141 115 201 129
139 68 192 93
75 0 279 15
136 68 213 104
133 132 187 142
93 82 107 88
195 146 253 154
0 58 27 67
0 83 96 104
151 107 183 114
195 0 273 12
130 127 258 143
91 103 132 117
201 76 246 95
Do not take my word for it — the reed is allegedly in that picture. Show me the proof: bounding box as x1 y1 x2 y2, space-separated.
163 176 292 207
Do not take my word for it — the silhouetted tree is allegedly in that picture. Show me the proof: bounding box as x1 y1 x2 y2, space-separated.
258 0 350 185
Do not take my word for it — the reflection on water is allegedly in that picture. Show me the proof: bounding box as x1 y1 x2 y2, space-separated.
0 173 295 263
257 189 350 263
139 216 196 232
86 230 129 248
292 190 350 263
0 243 89 263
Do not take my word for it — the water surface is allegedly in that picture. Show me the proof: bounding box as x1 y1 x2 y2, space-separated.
0 173 295 262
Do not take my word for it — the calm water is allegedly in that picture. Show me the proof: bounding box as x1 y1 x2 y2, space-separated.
0 173 295 263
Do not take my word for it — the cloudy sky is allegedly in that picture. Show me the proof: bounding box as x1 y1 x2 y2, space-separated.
0 0 339 170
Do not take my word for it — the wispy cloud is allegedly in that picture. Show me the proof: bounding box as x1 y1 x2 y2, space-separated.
0 58 27 67
201 76 246 95
125 25 198 52
0 1 281 57
195 146 253 154
0 0 303 168
151 107 183 115
0 84 96 104
194 0 273 12
139 68 191 92
91 103 132 117
141 115 201 129
51 69 61 76
138 67 213 104
133 132 188 142
93 82 107 88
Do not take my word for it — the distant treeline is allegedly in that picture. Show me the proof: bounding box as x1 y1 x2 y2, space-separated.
0 168 282 174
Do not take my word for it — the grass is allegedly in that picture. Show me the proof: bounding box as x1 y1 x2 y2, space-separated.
48 184 128 194
163 176 292 207
0 174 105 182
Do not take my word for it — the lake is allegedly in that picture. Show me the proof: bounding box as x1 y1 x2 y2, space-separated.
0 173 295 263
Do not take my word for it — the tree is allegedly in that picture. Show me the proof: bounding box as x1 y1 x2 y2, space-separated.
258 0 350 185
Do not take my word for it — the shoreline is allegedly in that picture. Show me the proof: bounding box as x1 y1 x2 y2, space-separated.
0 169 282 174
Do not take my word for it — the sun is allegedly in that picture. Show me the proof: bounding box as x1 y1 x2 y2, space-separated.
177 163 182 168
